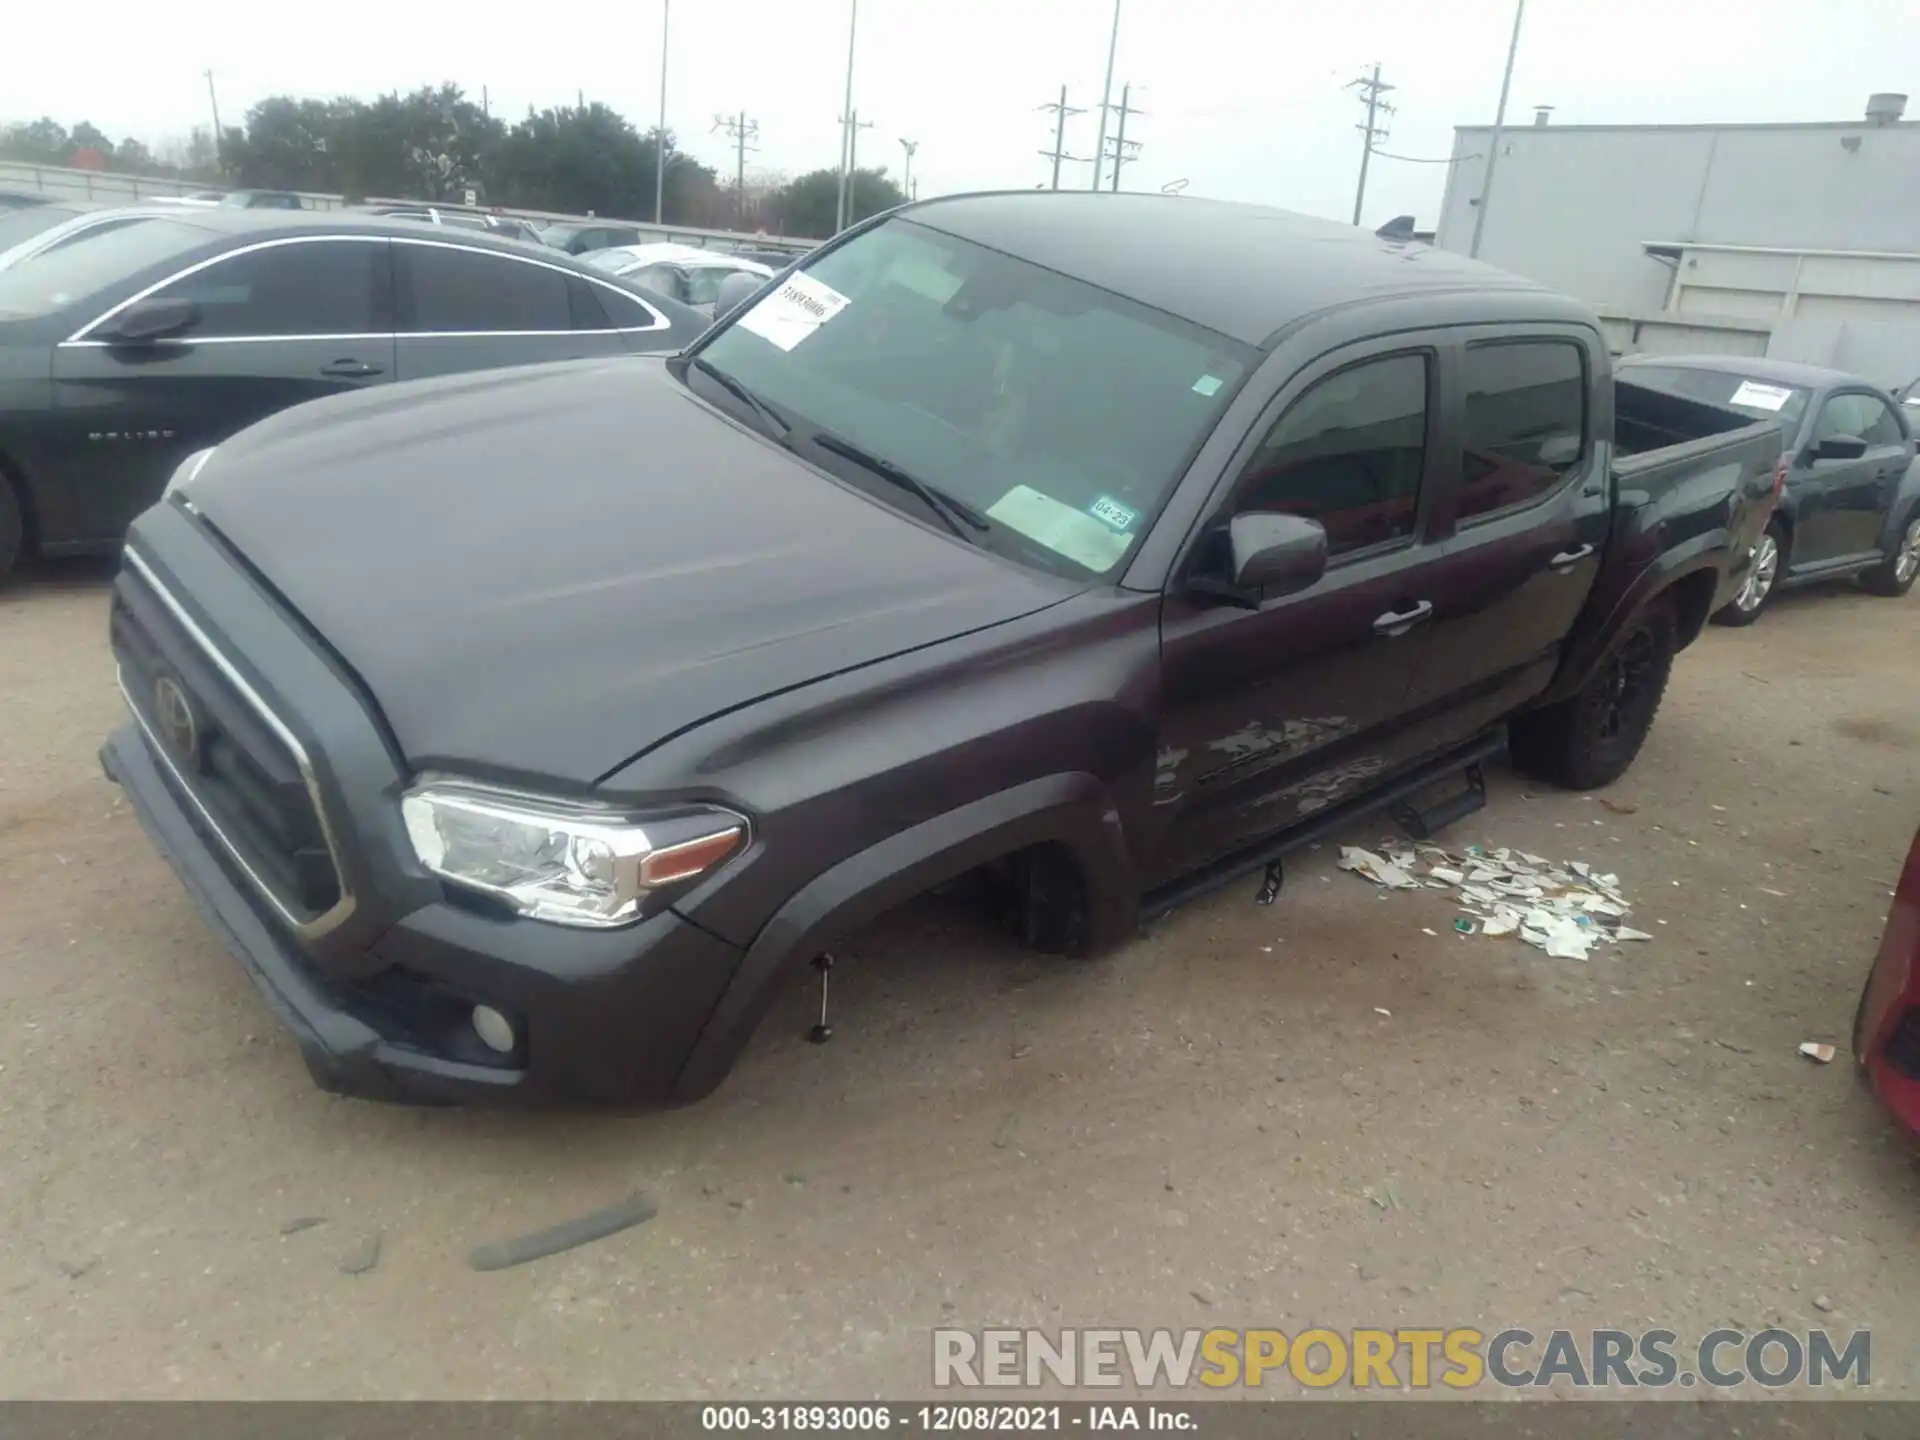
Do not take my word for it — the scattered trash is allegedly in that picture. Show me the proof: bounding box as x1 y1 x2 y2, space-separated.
1373 1007 1392 1017
1011 1043 1033 1060
469 1194 657 1272
1420 927 1439 937
1337 839 1643 961
280 1216 326 1237
1758 887 1788 898
339 1233 382 1276
1813 1294 1835 1313
992 1112 1021 1150
1597 797 1638 815
1798 1042 1836 1065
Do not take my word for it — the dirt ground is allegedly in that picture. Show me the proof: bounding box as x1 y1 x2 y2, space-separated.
1 558 1916 1401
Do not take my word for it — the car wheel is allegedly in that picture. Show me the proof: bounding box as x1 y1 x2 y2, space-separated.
1510 600 1676 790
1861 507 1920 598
1710 521 1785 625
0 476 22 585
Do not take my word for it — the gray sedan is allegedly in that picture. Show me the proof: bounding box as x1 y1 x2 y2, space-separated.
1618 355 1920 623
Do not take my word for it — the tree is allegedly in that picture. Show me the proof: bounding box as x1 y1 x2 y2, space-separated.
116 138 156 173
68 121 114 165
768 167 906 240
0 118 72 165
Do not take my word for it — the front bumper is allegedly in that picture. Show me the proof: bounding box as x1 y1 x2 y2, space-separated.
104 721 744 1107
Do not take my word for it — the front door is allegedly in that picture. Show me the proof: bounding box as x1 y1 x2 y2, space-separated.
1151 343 1455 885
1798 391 1906 564
48 236 395 543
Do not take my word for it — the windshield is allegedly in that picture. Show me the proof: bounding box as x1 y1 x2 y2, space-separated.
0 216 211 318
1623 363 1812 431
694 218 1253 580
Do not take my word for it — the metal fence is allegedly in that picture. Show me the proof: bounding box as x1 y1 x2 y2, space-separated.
0 160 819 255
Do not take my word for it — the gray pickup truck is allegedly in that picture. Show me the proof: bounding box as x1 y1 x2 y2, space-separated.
101 193 1783 1107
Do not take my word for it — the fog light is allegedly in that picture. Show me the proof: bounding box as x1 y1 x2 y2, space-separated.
471 1004 517 1054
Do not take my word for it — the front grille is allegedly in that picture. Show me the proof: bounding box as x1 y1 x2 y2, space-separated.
1885 1006 1920 1080
112 568 344 926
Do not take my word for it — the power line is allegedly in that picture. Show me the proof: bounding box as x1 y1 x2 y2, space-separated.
1103 83 1144 191
1346 62 1396 226
713 112 760 225
1037 86 1088 191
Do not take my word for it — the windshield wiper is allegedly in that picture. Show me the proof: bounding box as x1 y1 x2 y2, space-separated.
808 430 990 541
683 355 790 438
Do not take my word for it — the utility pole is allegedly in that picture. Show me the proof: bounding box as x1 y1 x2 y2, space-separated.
839 111 873 224
834 0 860 232
481 85 489 121
714 112 760 226
655 0 670 223
203 69 223 171
1470 0 1527 258
1038 86 1086 190
1090 0 1122 190
577 88 586 111
1104 84 1143 191
1346 63 1396 226
898 138 918 201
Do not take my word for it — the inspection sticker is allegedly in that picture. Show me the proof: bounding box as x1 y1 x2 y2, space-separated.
1728 380 1794 412
737 271 852 352
1192 374 1225 396
1088 494 1140 532
988 486 1135 572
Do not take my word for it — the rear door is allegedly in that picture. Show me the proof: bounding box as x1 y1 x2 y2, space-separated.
1152 338 1457 883
1400 330 1606 743
391 239 629 381
50 234 394 542
1803 391 1905 561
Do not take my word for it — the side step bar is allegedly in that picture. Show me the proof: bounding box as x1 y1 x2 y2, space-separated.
1142 728 1506 924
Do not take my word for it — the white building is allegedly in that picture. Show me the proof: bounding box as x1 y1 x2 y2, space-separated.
1432 95 1920 389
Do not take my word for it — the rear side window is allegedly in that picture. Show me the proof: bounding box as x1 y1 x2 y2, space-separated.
1233 353 1430 557
401 244 571 333
149 239 383 337
1458 340 1587 523
590 284 667 331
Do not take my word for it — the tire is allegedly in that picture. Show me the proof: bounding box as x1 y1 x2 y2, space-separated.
1511 600 1676 790
1710 520 1785 626
0 477 21 586
1861 506 1920 598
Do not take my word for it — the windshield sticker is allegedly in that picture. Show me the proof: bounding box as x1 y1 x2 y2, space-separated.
988 486 1136 572
1728 380 1793 412
736 271 852 352
1088 494 1140 532
1192 374 1225 397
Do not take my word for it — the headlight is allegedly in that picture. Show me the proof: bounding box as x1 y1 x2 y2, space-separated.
162 446 217 499
400 780 747 929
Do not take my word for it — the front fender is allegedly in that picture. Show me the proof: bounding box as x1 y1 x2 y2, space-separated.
669 771 1138 1103
1538 537 1725 708
1876 457 1920 552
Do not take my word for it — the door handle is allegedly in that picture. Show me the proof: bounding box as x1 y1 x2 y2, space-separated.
319 359 384 378
1372 600 1433 636
1548 543 1595 571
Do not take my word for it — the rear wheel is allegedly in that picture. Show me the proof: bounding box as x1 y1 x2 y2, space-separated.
1511 601 1676 790
0 477 22 586
1711 521 1784 625
1861 509 1920 598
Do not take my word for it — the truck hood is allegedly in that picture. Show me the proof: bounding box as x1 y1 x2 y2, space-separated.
191 358 1077 785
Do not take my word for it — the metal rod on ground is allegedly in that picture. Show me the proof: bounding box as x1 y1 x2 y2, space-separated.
1090 0 1121 190
835 0 860 232
1469 0 1526 259
654 0 669 224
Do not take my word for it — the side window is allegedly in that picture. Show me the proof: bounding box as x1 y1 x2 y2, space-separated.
1820 393 1904 446
1233 353 1429 558
150 240 382 338
627 264 687 303
591 284 667 331
401 245 571 333
1458 340 1587 523
1863 397 1907 446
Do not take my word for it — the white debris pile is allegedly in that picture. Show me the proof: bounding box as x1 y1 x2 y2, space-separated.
1337 842 1651 961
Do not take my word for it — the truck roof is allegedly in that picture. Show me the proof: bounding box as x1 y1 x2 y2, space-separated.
1618 353 1860 390
902 191 1571 349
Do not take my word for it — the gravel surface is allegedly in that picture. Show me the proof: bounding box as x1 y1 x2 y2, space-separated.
1 558 1915 1399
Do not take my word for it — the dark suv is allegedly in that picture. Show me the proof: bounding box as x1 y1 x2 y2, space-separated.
100 193 1780 1108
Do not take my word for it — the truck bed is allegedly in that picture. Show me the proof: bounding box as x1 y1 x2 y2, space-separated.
1613 378 1781 474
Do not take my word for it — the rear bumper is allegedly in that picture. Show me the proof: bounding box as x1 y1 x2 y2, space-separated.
103 722 745 1107
1856 826 1920 1135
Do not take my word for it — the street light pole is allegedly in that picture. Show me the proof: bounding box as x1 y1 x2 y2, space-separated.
1469 0 1526 259
1090 0 1121 191
203 69 224 172
654 0 669 224
834 0 859 232
899 138 918 201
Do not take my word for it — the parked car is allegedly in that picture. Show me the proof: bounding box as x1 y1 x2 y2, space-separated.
1855 822 1920 1138
359 205 545 246
1618 356 1920 622
581 242 774 313
0 189 52 212
99 192 1781 1108
539 220 648 254
0 209 707 580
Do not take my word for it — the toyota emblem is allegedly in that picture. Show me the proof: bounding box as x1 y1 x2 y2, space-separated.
152 674 199 763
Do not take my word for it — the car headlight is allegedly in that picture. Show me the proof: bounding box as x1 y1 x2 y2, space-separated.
400 780 747 929
163 446 218 499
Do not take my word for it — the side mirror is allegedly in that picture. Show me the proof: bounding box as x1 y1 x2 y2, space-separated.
712 270 764 322
1224 512 1329 598
101 296 200 345
1812 434 1868 463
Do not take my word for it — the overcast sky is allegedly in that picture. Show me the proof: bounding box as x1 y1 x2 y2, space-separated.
8 0 1911 226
